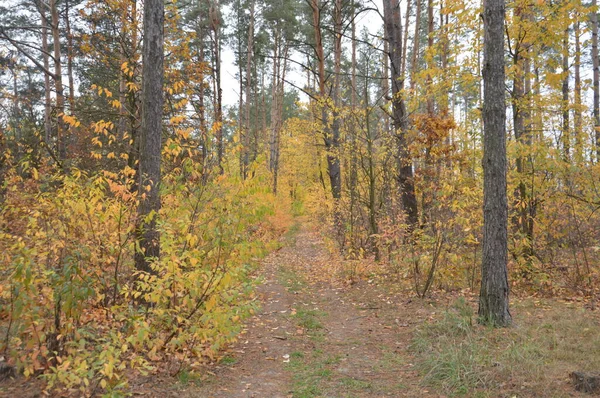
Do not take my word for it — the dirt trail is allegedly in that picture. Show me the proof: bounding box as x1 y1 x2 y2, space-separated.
192 223 433 398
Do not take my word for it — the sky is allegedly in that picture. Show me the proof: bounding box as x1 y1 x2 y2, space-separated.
219 0 386 107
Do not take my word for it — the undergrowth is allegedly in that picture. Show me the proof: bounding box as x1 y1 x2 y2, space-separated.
412 297 600 397
0 160 290 395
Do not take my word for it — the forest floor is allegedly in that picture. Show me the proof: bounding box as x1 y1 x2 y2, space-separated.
137 220 600 398
3 220 600 397
166 220 431 398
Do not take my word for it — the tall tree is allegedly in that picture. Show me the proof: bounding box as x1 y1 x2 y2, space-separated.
383 0 419 229
50 0 67 160
478 0 511 327
241 0 255 180
135 0 164 275
209 0 223 173
574 18 583 163
592 0 600 160
562 25 570 161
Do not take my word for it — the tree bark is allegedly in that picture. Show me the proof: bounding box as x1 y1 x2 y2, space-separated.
209 0 223 174
50 0 66 160
562 26 570 161
511 5 534 256
135 0 164 276
479 0 511 327
64 0 75 112
410 0 422 92
574 19 583 163
242 0 255 180
592 0 600 161
401 0 411 77
426 0 434 114
383 0 419 229
38 1 52 145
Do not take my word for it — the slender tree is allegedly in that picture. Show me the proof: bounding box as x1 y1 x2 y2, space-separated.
50 0 67 160
383 0 419 229
479 0 511 327
135 0 164 275
592 0 600 160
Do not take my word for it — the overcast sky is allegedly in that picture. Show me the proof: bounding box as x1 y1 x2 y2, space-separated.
219 0 385 107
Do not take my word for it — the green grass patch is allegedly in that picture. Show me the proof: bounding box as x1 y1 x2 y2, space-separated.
287 350 342 398
379 349 405 369
339 376 373 390
219 355 237 366
176 368 204 387
293 308 326 331
278 266 307 293
291 200 305 217
283 221 302 246
412 297 600 397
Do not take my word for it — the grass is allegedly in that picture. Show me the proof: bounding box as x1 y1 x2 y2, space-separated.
278 265 307 293
286 349 340 398
283 221 302 246
219 355 237 366
176 368 204 387
338 376 373 390
291 200 304 217
292 308 326 331
379 348 405 368
411 297 600 397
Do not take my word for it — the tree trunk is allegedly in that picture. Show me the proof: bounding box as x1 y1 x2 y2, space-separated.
512 5 534 257
410 0 422 91
126 0 140 190
195 18 207 166
349 15 358 246
135 0 164 276
364 71 379 260
574 19 583 164
383 0 419 230
50 0 66 160
269 31 288 195
426 0 434 115
64 0 75 112
209 0 223 174
383 39 392 139
38 1 52 145
562 26 570 162
479 0 511 327
592 0 600 161
401 0 411 77
242 0 255 180
269 31 280 193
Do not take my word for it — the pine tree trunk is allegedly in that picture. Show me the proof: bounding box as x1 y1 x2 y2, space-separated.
135 0 164 276
349 15 358 246
269 31 280 192
242 0 255 180
410 0 422 92
38 2 52 145
562 27 570 161
383 0 419 230
65 0 75 112
209 0 223 174
479 0 511 327
575 20 583 163
512 5 534 257
401 0 411 77
592 0 600 161
426 0 434 115
127 0 140 190
50 0 66 160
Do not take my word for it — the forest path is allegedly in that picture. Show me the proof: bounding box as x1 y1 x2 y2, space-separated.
189 221 436 398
